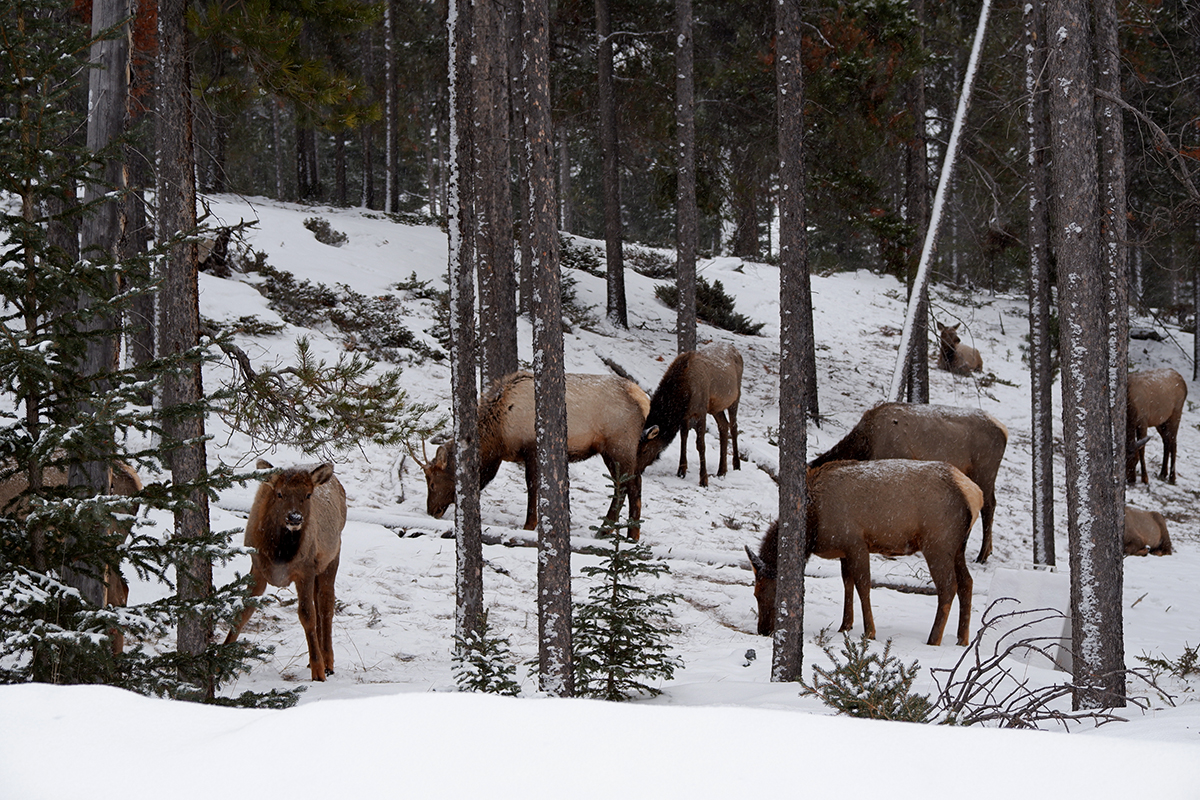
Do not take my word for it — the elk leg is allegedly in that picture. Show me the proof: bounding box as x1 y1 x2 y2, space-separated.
954 549 973 647
694 419 709 487
714 410 730 477
729 399 741 471
924 555 958 647
846 551 875 640
224 567 269 645
975 497 994 564
294 574 326 681
1160 419 1180 484
677 423 690 479
1137 425 1150 484
600 455 628 529
838 558 855 633
627 474 642 541
315 554 340 676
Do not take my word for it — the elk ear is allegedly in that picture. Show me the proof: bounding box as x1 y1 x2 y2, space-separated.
433 445 450 469
643 425 660 442
256 459 274 471
745 545 766 576
311 463 335 485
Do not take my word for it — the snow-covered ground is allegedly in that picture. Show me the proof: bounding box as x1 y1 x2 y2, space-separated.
3 195 1198 797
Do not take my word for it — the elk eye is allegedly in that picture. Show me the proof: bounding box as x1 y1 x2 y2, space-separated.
306 493 312 499
276 491 283 499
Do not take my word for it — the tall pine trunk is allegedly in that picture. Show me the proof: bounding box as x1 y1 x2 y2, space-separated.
903 0 929 405
1046 0 1125 709
526 0 572 697
772 0 811 682
1026 0 1055 565
596 0 627 328
448 0 483 648
675 0 697 355
157 0 213 697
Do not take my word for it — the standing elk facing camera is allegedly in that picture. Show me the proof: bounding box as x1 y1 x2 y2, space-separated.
225 460 346 681
746 460 982 646
417 372 650 538
936 322 983 374
1126 368 1187 485
1124 505 1173 556
638 342 743 487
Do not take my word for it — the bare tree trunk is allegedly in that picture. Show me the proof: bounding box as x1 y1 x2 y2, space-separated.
510 1 533 315
772 0 810 683
596 0 627 328
334 132 347 206
476 0 518 388
157 0 213 697
272 99 285 200
449 0 483 648
526 0 572 697
1046 0 1125 709
903 0 929 405
1026 0 1055 566
558 130 573 233
385 0 397 214
675 0 697 355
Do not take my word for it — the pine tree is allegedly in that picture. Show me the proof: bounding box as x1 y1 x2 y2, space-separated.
0 2 294 705
452 610 521 697
572 482 682 701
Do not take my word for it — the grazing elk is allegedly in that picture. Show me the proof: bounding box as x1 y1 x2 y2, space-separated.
225 460 347 681
1124 505 1173 557
638 342 743 487
746 460 981 646
0 457 142 654
936 322 983 374
418 372 651 537
1126 368 1187 485
810 402 1008 563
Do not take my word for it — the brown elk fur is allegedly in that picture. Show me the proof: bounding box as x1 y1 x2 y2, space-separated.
0 457 142 655
746 460 982 646
1126 368 1187 485
810 402 1008 563
225 460 347 681
420 372 651 537
1124 505 1173 557
936 323 983 374
638 342 743 487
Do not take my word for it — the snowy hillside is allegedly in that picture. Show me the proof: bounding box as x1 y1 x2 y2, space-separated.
3 195 1198 797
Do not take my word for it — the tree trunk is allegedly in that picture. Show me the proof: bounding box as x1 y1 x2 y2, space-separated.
70 0 130 607
526 0 572 697
596 0 627 328
1046 0 1125 709
385 0 398 214
449 0 483 649
157 0 213 697
772 0 811 683
272 99 285 200
675 0 698 355
334 132 347 206
510 1 533 314
903 0 929 405
476 0 518 388
558 130 573 233
1026 0 1055 566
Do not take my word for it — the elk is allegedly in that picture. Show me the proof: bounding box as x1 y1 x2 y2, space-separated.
225 460 347 681
936 322 983 374
0 457 142 654
810 402 1007 563
1126 368 1187 485
417 372 651 537
638 342 743 487
1124 505 1173 557
746 460 981 646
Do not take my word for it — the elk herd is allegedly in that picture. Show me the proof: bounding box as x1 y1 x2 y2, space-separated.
2 341 1187 682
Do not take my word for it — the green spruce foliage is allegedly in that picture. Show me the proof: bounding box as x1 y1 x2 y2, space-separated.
572 482 682 701
801 633 933 722
452 610 522 697
0 2 290 705
655 276 765 336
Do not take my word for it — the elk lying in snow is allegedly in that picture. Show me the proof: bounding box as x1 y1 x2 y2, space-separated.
810 402 1008 563
418 372 651 537
936 322 983 374
225 460 347 681
1124 505 1173 556
638 342 743 487
0 457 142 654
746 460 982 646
1126 368 1187 485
